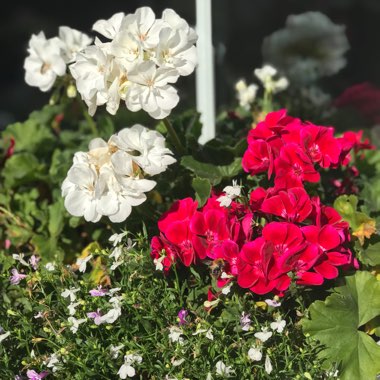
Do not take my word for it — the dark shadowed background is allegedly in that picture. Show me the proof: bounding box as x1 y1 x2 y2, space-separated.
1 0 379 127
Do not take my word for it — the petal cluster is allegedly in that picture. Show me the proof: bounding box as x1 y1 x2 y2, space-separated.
70 7 197 119
24 27 92 91
151 110 370 296
62 124 175 223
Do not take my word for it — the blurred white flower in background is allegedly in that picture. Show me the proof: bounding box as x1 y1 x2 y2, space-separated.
61 124 175 223
254 65 289 94
262 11 349 85
235 79 258 110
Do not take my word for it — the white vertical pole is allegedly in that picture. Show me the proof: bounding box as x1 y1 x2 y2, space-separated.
196 0 215 144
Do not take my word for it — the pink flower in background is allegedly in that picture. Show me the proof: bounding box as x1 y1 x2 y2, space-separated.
87 309 103 325
89 286 108 297
177 309 188 325
10 269 27 285
26 370 49 379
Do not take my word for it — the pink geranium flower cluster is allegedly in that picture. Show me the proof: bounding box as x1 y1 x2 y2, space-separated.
151 110 371 296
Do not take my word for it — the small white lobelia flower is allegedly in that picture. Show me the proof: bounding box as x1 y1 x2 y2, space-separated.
24 32 66 92
123 61 179 119
58 26 92 63
109 231 129 247
235 79 258 110
217 180 241 208
0 331 10 343
68 316 86 334
100 307 122 324
67 301 81 316
168 326 184 344
118 353 143 379
12 253 29 267
154 256 165 271
254 65 289 94
110 125 176 176
110 344 124 359
265 355 273 374
215 361 235 377
270 317 286 333
254 328 273 343
44 353 60 372
61 287 80 302
76 254 93 273
45 262 56 271
192 326 214 341
248 347 262 362
265 298 281 308
221 283 232 295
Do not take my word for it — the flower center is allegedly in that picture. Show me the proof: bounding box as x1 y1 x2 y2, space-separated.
40 62 51 74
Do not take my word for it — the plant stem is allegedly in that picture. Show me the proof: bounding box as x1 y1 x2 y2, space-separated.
84 110 98 136
163 118 186 156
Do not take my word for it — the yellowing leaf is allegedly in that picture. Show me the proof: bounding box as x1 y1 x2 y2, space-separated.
255 301 268 310
353 219 376 245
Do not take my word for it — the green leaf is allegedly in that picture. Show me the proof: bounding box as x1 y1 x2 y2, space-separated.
181 156 242 185
333 195 358 229
2 119 55 155
302 271 380 380
48 200 65 237
361 242 380 266
2 153 44 187
192 177 211 207
361 177 380 213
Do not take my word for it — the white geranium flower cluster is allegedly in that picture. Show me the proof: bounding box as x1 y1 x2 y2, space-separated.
24 27 92 91
62 124 176 223
70 7 198 119
262 11 349 85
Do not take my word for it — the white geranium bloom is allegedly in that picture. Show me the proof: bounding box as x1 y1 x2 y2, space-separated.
248 347 262 362
270 317 286 333
262 11 349 84
61 287 80 302
155 27 197 76
76 254 93 273
265 355 273 374
62 162 103 222
119 7 165 50
68 317 86 334
235 79 258 110
162 9 197 44
93 12 125 40
59 26 92 63
70 45 115 116
254 65 289 94
110 125 176 175
254 328 273 343
24 32 66 92
215 361 234 377
124 61 179 119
